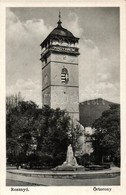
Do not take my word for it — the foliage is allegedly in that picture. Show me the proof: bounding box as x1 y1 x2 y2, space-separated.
6 92 23 114
77 153 90 166
6 100 71 166
6 100 38 163
92 104 120 166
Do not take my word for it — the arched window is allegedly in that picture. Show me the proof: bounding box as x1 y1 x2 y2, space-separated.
52 38 59 45
61 68 69 84
61 38 69 46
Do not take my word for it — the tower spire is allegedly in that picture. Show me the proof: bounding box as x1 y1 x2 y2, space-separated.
57 9 62 27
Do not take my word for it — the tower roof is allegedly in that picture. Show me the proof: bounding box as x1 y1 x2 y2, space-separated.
49 25 75 38
50 10 75 38
40 11 79 48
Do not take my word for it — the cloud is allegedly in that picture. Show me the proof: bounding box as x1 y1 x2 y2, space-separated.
6 8 52 106
64 12 119 103
6 8 52 70
6 8 19 26
6 8 120 107
79 38 119 103
64 12 83 37
6 79 42 106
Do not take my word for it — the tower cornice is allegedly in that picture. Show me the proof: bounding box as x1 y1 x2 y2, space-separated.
40 45 80 60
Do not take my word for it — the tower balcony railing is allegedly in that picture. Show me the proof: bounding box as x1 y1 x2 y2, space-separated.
41 44 79 59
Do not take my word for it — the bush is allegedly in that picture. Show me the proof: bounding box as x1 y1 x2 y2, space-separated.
113 149 120 167
77 153 91 166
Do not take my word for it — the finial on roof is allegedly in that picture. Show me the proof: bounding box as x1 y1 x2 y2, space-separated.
57 9 62 27
59 9 61 20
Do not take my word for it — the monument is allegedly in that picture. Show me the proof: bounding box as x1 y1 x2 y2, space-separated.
53 144 84 171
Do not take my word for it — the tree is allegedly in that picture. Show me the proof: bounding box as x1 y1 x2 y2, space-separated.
6 101 71 166
6 100 39 163
6 92 23 114
36 106 70 166
92 104 120 166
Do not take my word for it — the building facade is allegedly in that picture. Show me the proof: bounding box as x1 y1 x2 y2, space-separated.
40 13 80 120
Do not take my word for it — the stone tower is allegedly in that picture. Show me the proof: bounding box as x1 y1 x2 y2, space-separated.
40 12 80 120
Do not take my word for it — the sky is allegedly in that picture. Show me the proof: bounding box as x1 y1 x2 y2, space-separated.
6 7 120 107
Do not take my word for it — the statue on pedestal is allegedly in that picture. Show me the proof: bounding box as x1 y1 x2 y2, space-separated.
53 144 84 171
63 144 78 166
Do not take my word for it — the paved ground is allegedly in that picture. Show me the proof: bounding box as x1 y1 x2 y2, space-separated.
6 166 120 186
6 179 41 186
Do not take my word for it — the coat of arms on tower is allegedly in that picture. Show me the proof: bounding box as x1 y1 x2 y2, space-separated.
61 68 69 83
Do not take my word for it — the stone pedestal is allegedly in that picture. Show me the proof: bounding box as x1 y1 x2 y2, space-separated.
53 144 85 171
